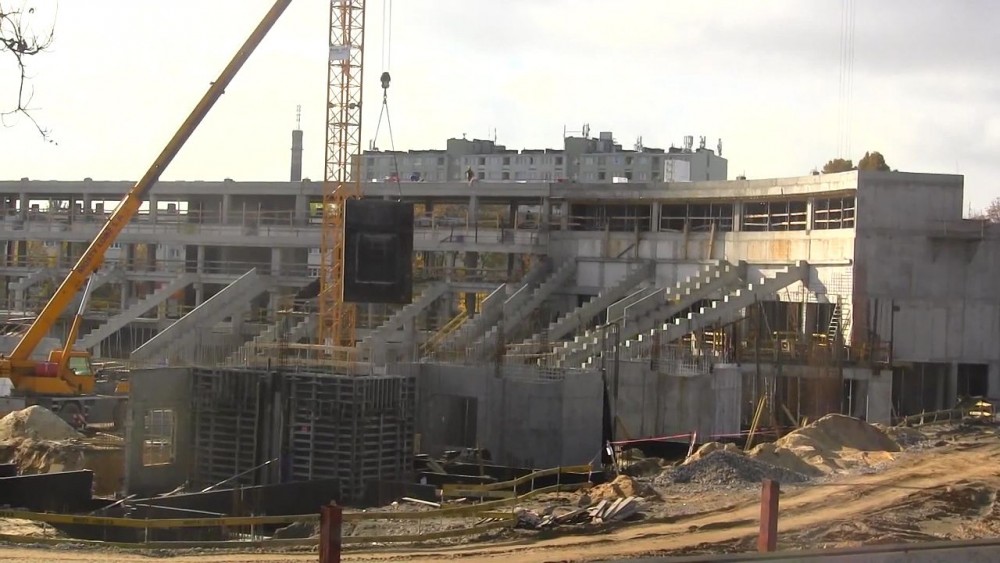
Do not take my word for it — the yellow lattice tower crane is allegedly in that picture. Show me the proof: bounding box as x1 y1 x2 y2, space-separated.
319 0 366 366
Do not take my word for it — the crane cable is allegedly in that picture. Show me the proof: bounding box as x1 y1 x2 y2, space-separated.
371 0 401 198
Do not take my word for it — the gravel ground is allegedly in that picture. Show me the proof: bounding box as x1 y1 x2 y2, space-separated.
658 450 809 488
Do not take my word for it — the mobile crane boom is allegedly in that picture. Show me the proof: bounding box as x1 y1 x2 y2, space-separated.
2 0 293 390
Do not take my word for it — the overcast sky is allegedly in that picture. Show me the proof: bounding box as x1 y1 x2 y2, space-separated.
1 0 997 210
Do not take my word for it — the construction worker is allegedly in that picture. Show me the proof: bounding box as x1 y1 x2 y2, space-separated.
466 167 476 186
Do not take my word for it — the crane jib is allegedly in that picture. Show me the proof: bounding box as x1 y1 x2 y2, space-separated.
5 0 295 364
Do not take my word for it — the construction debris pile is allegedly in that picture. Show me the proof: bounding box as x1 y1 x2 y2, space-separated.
0 406 124 495
513 475 653 530
649 414 920 489
663 450 809 488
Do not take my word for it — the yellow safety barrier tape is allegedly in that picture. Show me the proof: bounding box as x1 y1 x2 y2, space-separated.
0 518 513 548
442 464 592 496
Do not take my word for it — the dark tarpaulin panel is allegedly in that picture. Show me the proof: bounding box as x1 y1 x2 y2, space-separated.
344 199 414 304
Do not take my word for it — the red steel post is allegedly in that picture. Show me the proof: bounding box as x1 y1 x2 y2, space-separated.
758 478 779 552
319 502 343 563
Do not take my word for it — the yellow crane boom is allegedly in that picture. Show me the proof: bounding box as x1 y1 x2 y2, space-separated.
2 0 294 394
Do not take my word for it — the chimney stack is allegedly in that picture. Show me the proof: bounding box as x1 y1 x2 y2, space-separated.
290 105 303 182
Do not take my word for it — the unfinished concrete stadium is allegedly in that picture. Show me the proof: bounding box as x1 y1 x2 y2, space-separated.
0 165 993 501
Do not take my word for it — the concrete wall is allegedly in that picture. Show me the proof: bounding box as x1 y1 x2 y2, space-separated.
125 367 192 497
414 363 603 468
853 172 1000 398
615 361 742 441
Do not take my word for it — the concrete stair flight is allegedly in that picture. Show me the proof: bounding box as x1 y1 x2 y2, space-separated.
553 260 742 368
614 260 811 368
432 259 551 356
226 313 317 366
9 268 54 292
78 273 198 351
131 268 271 364
472 259 577 359
508 261 654 356
360 282 449 349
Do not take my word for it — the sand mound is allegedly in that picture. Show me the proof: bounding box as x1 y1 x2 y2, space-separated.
684 441 740 465
0 406 81 442
588 474 657 501
747 442 826 477
775 414 900 453
748 414 901 475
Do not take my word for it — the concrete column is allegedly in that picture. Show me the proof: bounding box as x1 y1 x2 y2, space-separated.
81 193 92 221
805 198 815 231
946 362 959 410
559 201 569 230
733 201 743 232
195 245 206 305
17 193 27 219
294 195 308 225
508 201 517 227
650 201 661 232
270 247 282 276
221 194 232 225
468 195 479 227
540 197 551 229
149 195 158 223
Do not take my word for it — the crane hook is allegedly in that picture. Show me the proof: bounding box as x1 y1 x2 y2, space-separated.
380 71 391 92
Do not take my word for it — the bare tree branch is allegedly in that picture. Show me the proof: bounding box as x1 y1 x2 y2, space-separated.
0 1 55 141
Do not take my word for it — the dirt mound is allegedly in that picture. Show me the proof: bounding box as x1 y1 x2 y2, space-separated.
0 406 81 442
749 415 901 476
663 450 808 487
882 425 927 448
776 414 900 453
684 442 740 465
588 474 658 501
747 442 826 477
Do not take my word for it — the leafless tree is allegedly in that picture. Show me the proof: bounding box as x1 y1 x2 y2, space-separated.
1 2 54 139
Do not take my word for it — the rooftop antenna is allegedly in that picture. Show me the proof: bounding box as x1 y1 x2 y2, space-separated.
699 136 707 150
717 138 723 157
582 123 591 137
634 136 643 152
295 104 301 129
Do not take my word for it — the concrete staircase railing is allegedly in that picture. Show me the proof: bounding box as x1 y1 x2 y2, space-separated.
472 259 576 358
553 260 742 368
509 261 654 356
78 273 198 351
131 269 270 364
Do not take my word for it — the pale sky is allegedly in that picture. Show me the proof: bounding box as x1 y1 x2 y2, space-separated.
1 0 997 210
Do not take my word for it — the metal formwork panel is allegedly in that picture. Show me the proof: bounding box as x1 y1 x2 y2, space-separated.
286 371 415 501
191 368 263 489
190 367 416 504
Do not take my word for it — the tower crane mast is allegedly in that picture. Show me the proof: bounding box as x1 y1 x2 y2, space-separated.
319 0 366 362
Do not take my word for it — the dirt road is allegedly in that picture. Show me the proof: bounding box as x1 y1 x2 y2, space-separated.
1 430 998 562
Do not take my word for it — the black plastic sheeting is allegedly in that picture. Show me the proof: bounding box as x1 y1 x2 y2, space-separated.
0 470 94 513
59 478 342 543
